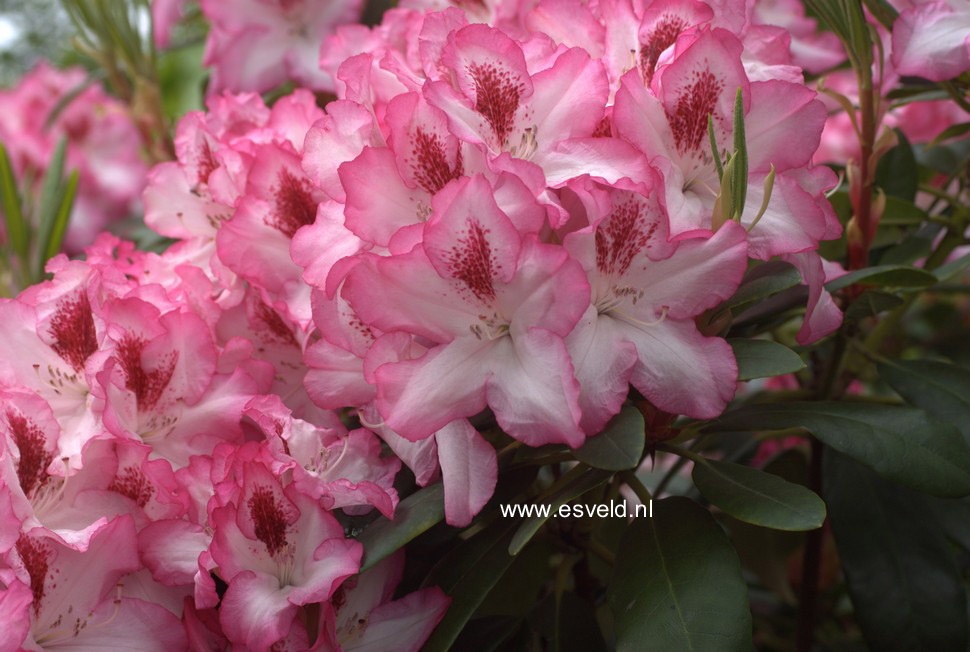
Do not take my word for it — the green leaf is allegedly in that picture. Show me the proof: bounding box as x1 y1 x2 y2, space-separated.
843 290 904 322
719 261 802 312
880 359 970 439
573 405 645 471
875 130 917 201
731 87 747 219
929 121 970 148
608 497 753 652
0 141 28 260
42 170 79 265
729 338 805 381
709 402 970 497
879 195 927 225
934 251 970 282
422 521 521 652
824 449 968 652
825 264 938 292
357 483 445 572
692 458 825 531
861 0 899 29
508 469 611 555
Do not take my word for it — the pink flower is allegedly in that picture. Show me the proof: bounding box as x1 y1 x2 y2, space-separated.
0 515 186 650
208 458 361 650
562 175 748 430
892 0 970 81
201 0 365 94
343 174 591 446
317 552 450 651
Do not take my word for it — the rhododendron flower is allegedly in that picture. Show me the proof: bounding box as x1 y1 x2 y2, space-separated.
562 175 748 431
892 0 970 81
344 174 590 446
424 24 610 168
317 552 450 651
208 459 361 650
0 514 186 650
201 0 365 94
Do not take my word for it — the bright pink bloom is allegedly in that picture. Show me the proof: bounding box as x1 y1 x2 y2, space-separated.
562 175 748 429
317 552 450 651
892 0 970 81
209 459 361 650
201 0 365 94
0 516 186 650
343 174 590 446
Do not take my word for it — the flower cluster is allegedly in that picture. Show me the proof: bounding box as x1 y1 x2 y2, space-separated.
2 0 868 648
142 0 844 531
0 63 146 251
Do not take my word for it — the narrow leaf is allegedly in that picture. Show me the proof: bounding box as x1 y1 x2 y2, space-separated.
708 114 723 181
42 170 79 265
692 458 825 531
357 483 445 571
731 87 747 218
825 264 938 292
0 141 28 259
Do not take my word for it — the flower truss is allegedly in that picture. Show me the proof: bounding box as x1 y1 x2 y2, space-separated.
2 0 968 649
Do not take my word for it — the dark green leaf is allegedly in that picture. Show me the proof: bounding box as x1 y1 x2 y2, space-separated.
34 136 68 262
875 130 917 201
693 458 825 531
879 195 927 225
42 170 79 264
719 261 802 312
824 449 968 652
825 264 938 292
608 497 753 652
0 141 28 259
357 483 445 572
508 469 611 554
573 405 645 470
844 290 904 322
709 402 970 497
729 338 805 381
934 251 970 282
929 121 970 148
422 521 520 652
880 359 970 439
862 0 899 29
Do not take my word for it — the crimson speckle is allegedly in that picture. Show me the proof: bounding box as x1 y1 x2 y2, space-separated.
256 302 298 347
7 410 52 497
469 62 524 147
48 292 97 373
595 196 659 276
411 129 463 195
446 219 498 303
109 466 154 508
16 534 50 613
668 69 723 154
117 334 177 412
267 168 318 238
248 485 288 555
639 15 688 85
197 140 219 186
